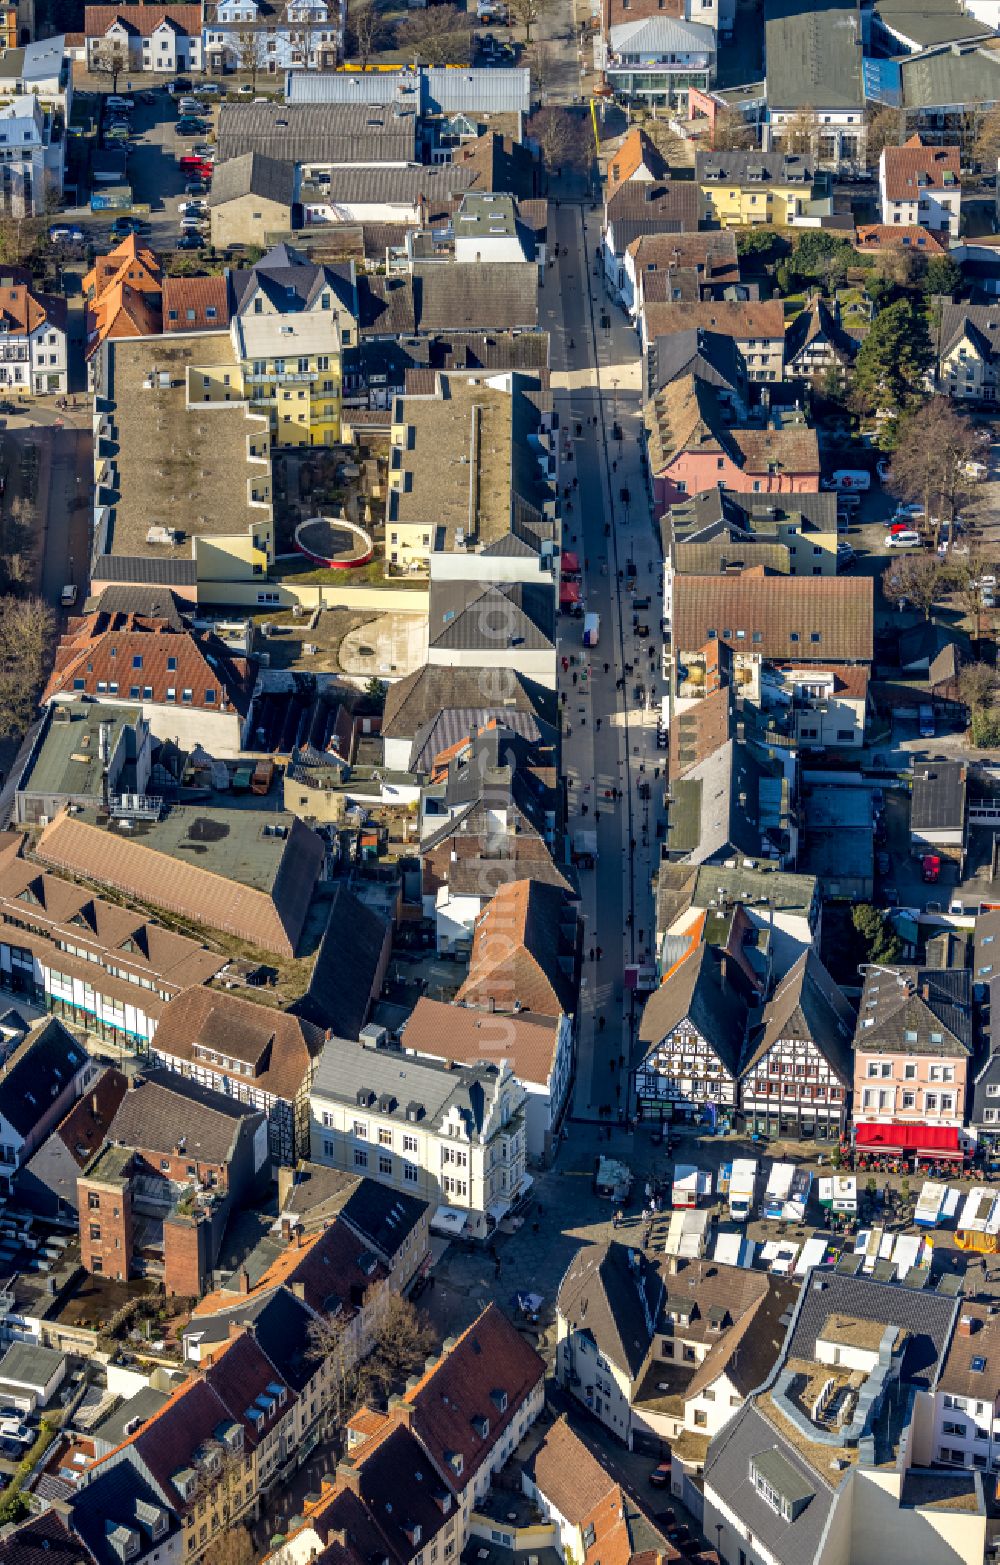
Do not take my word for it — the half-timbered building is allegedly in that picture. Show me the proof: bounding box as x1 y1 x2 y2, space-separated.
636 942 751 1122
739 948 854 1141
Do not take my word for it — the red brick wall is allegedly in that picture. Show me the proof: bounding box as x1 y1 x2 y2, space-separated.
163 1213 211 1297
78 1179 133 1283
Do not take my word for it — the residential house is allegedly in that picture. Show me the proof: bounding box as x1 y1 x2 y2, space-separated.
654 861 820 981
380 664 557 774
453 131 539 198
852 963 973 1164
452 192 538 265
0 1515 88 1565
401 996 574 1162
203 0 338 76
630 229 741 322
162 275 230 334
972 972 1000 1158
0 37 72 121
762 0 866 169
386 370 558 579
274 1161 430 1293
77 1069 269 1294
69 1443 185 1565
702 1270 977 1565
206 155 298 251
879 135 961 238
696 150 833 228
522 1417 655 1565
636 941 752 1121
783 295 857 384
855 222 948 256
425 580 557 690
149 986 325 1166
421 749 570 950
644 373 820 513
647 328 748 418
639 299 786 380
299 163 476 227
0 283 66 394
41 611 255 757
935 299 1000 402
454 878 580 1017
599 15 716 110
309 1030 529 1240
664 732 796 867
606 125 669 199
84 4 203 74
76 1329 300 1556
0 95 60 215
603 181 700 308
0 1015 96 1193
630 1260 796 1462
909 760 968 863
83 236 161 361
555 1240 664 1448
670 572 874 675
927 1295 1000 1473
739 949 854 1140
19 1065 127 1220
757 663 869 749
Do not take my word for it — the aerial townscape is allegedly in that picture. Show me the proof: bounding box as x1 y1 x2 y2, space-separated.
1 0 1000 1562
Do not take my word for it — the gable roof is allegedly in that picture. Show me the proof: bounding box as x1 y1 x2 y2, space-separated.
527 1415 618 1522
606 127 669 196
642 297 785 343
556 1241 663 1379
42 615 254 713
403 1303 543 1491
401 997 562 1086
150 987 323 1102
882 134 960 202
382 664 555 741
672 573 873 664
428 580 555 651
0 1017 88 1138
85 4 200 35
162 275 230 333
855 222 947 255
104 1068 262 1166
216 100 418 167
742 949 855 1080
208 152 296 209
455 879 580 1017
637 942 749 1075
784 297 858 367
854 964 972 1056
0 284 64 337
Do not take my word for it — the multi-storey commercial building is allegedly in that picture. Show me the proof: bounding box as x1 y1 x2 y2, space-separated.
739 950 854 1140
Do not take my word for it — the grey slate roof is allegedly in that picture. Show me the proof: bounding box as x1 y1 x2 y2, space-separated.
854 964 972 1056
638 942 749 1076
0 1341 64 1388
91 556 199 585
936 299 1000 362
648 329 745 400
704 1402 838 1565
764 0 864 111
668 738 788 864
311 1034 515 1136
696 150 821 185
910 759 966 832
308 164 475 207
786 1267 958 1386
0 1018 87 1139
104 1068 263 1166
414 261 539 331
899 38 1000 107
182 1284 317 1390
216 101 419 167
208 153 296 210
428 580 555 650
556 1240 664 1379
874 0 990 47
383 663 556 740
292 881 389 1038
743 948 855 1080
90 1385 170 1451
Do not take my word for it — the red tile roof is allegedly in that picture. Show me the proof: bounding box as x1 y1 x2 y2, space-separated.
0 284 65 337
148 987 324 1100
854 223 946 256
42 614 253 712
162 275 231 334
402 996 562 1088
403 1302 544 1492
455 879 580 1018
882 136 960 203
85 4 201 37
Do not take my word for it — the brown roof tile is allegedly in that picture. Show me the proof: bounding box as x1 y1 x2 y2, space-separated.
51 1066 128 1169
606 128 669 197
528 1416 618 1522
162 275 230 333
455 879 580 1017
642 298 785 343
672 573 873 664
937 1300 998 1399
404 1303 544 1492
35 810 324 958
882 135 960 203
400 996 561 1086
854 223 947 256
0 284 64 336
150 986 323 1104
85 4 201 36
42 614 253 712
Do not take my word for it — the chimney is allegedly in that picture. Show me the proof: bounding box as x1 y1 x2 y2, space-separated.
394 1402 414 1431
291 1280 306 1300
238 1267 250 1296
296 1226 306 1248
228 1320 243 1339
958 1314 978 1337
922 982 931 1001
281 1216 293 1243
336 1460 361 1496
91 1093 100 1115
668 1255 681 1276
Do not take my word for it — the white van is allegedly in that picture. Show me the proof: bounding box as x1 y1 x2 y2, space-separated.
106 94 132 111
832 469 871 491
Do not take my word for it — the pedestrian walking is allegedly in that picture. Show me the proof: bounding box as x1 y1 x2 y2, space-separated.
604 662 610 674
598 1015 606 1031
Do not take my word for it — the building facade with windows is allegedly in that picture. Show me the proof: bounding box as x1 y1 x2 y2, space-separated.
203 0 339 75
739 949 853 1140
928 1301 999 1474
309 1031 528 1241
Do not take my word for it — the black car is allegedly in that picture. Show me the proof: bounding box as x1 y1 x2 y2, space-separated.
176 232 205 249
184 178 209 195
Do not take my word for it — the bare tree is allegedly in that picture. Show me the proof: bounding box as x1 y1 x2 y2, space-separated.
308 1284 436 1416
396 5 472 64
642 114 686 165
959 658 997 712
881 554 946 620
90 38 130 91
781 106 815 155
864 104 905 165
346 0 385 65
528 106 591 177
202 1526 254 1565
887 397 981 551
0 594 54 740
284 1 320 68
508 0 551 45
712 104 754 152
232 22 268 91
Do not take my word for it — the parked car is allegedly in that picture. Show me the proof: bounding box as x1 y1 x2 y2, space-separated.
49 224 84 242
175 120 207 137
176 232 205 249
111 217 145 237
167 77 193 94
192 143 216 159
649 1462 671 1487
876 850 891 876
894 502 925 522
184 178 209 195
179 199 207 216
194 81 222 95
885 530 920 548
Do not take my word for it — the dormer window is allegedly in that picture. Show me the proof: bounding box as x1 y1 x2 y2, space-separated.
490 1388 508 1414
471 1414 489 1439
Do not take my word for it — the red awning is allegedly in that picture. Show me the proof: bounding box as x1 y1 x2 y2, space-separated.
561 551 581 575
560 580 582 605
855 1123 964 1159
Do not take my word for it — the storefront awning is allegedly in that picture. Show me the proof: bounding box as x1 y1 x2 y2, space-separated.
855 1123 964 1159
486 1198 510 1222
561 551 581 574
430 1205 469 1236
559 580 582 605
